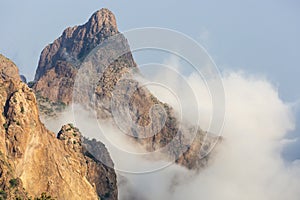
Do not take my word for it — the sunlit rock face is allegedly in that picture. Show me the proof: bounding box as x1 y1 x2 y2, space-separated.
0 54 118 200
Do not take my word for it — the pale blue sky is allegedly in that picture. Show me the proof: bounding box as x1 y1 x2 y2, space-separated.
0 0 299 159
0 0 299 100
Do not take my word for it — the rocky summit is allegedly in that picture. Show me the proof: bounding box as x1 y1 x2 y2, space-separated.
32 8 219 170
0 54 117 199
33 8 118 105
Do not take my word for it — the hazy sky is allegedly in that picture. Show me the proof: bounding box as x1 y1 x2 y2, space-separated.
0 0 299 158
0 0 299 100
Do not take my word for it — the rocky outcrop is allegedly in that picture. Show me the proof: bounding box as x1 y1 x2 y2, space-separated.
0 54 117 199
83 138 118 200
33 8 118 105
35 8 117 81
33 9 218 170
58 125 118 200
0 55 21 81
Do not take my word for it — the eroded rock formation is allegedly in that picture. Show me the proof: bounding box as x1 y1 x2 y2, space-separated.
33 8 118 105
0 54 117 199
32 8 218 170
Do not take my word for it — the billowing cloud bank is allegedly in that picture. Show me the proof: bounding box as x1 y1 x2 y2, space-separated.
115 71 299 200
43 70 300 200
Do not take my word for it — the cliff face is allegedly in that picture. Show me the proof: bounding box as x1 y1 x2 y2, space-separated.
33 8 118 104
0 54 117 199
33 9 218 170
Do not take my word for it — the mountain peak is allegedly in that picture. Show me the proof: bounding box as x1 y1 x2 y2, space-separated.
34 9 119 82
89 8 117 29
32 9 214 171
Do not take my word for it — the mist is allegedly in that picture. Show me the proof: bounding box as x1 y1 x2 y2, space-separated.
42 67 300 199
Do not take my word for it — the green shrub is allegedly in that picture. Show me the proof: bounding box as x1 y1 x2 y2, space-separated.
3 123 8 130
27 81 35 88
9 178 18 188
21 106 25 114
34 192 55 200
0 190 7 199
100 192 110 199
104 192 110 198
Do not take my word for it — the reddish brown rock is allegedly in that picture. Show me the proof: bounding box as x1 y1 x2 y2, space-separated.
33 8 118 105
33 9 218 170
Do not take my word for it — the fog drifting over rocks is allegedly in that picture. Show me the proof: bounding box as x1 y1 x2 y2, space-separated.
43 67 300 199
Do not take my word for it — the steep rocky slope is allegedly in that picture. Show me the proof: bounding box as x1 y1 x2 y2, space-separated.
32 8 218 170
0 54 117 199
33 8 118 105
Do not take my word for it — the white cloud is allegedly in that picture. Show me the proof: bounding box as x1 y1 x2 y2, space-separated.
42 59 300 200
116 70 300 200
